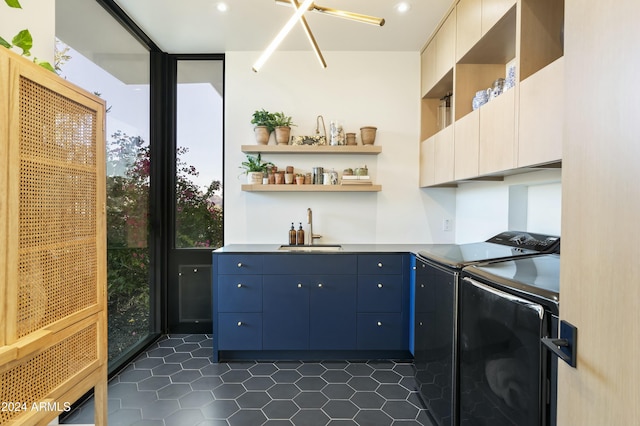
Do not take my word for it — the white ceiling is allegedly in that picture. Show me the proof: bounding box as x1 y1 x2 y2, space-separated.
112 0 453 53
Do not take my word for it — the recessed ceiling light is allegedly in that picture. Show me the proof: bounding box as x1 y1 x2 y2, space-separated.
216 2 228 12
395 2 411 13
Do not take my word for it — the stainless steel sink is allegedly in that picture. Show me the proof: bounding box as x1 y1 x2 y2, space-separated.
278 245 343 252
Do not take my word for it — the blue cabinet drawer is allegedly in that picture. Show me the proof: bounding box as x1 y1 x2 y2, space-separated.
357 254 404 275
263 254 357 275
218 313 262 350
217 254 263 275
357 313 405 350
218 275 262 312
357 275 402 312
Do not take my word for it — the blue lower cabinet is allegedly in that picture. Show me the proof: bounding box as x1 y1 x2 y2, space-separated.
357 275 402 312
218 275 262 312
357 313 404 350
218 313 262 350
309 275 357 350
263 276 310 350
213 251 411 360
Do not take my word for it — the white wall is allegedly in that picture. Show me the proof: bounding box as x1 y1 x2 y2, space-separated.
0 0 55 64
454 169 562 243
224 51 457 245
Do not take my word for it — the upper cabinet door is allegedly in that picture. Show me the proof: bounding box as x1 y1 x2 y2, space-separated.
482 0 516 34
421 41 437 97
456 0 482 61
435 9 457 84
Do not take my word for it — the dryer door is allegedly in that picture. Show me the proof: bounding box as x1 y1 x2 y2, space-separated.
459 276 544 426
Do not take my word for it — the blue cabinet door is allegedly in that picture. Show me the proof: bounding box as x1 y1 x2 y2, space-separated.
357 274 403 312
218 275 262 312
357 313 404 350
262 275 310 350
309 275 357 350
218 313 262 350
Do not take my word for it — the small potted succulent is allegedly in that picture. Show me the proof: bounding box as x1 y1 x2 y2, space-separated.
295 173 305 185
251 109 275 144
272 111 296 145
239 153 274 185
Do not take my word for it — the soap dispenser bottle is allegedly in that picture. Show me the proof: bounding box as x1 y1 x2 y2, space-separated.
289 223 296 245
297 222 305 245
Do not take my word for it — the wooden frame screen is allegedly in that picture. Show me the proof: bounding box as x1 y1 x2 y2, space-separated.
0 49 107 425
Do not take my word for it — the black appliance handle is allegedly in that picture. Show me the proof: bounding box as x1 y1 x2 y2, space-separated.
462 276 544 320
541 320 578 368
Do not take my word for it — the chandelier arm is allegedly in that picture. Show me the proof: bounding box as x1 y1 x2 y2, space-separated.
290 0 327 68
253 0 315 72
275 0 385 26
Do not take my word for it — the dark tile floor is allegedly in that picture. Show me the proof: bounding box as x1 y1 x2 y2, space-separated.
62 334 434 426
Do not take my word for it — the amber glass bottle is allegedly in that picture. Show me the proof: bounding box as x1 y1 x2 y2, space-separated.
297 223 305 245
289 223 296 245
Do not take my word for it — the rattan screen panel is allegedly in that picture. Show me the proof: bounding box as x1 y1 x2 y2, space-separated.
17 76 98 338
0 323 97 424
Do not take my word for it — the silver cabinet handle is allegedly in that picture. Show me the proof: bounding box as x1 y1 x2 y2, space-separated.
377 321 382 326
298 283 302 288
377 262 383 268
318 283 323 288
193 268 198 273
237 321 242 326
237 262 243 268
377 283 383 288
237 283 242 288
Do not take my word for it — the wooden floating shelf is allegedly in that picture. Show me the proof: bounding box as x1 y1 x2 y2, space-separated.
241 145 382 154
242 184 382 192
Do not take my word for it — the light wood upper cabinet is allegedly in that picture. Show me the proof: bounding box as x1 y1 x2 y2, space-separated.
518 57 563 167
419 136 436 187
420 41 437 98
479 88 516 175
456 0 481 62
454 111 480 180
482 0 516 35
419 0 564 187
420 127 455 187
434 126 455 184
435 10 457 84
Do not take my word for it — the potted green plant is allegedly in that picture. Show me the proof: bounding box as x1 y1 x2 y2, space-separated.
239 153 273 185
272 111 296 145
251 109 275 145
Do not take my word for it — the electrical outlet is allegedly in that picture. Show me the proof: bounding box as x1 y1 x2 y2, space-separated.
442 218 452 231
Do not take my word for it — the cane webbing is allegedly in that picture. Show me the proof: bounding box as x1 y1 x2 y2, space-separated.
17 76 98 338
0 323 97 424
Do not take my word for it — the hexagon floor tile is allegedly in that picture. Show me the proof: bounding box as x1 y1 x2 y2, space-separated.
61 334 436 426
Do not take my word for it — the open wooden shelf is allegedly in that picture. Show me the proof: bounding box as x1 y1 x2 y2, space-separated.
241 145 382 155
242 184 382 192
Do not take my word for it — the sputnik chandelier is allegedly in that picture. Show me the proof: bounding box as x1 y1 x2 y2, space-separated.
252 0 385 72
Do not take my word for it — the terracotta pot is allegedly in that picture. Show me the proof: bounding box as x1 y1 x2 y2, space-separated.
274 172 284 184
360 126 377 145
295 176 305 185
346 133 357 145
285 173 294 184
254 126 270 144
275 126 291 145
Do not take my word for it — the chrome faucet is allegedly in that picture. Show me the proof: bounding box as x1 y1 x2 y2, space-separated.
307 208 322 245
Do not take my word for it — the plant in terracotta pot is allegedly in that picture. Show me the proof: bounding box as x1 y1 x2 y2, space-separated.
295 173 305 185
239 153 273 185
272 111 296 145
251 109 275 145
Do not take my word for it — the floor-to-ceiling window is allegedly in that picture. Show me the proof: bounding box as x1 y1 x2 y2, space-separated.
168 57 224 333
56 1 225 372
56 0 156 371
